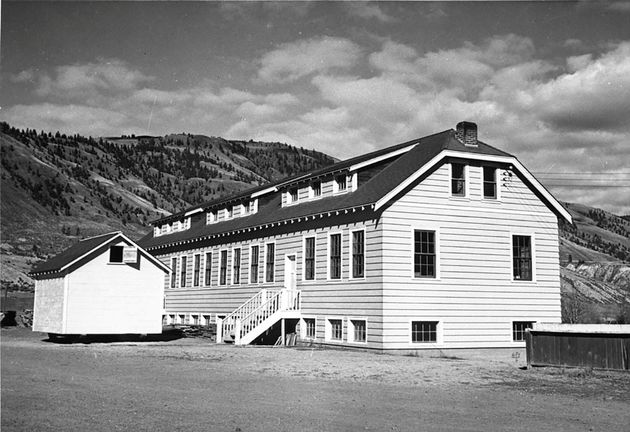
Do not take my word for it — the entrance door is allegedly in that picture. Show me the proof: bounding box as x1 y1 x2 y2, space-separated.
284 254 297 290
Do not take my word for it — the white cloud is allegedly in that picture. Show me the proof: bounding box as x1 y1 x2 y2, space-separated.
344 3 396 22
257 36 362 83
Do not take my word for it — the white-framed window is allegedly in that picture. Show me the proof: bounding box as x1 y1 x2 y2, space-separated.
193 254 201 287
225 207 233 219
178 314 187 325
328 232 342 280
302 317 316 340
411 320 440 344
483 166 498 199
170 257 178 288
351 229 365 279
413 229 438 279
333 174 347 193
206 210 217 224
450 163 467 197
326 318 343 341
250 244 260 283
264 242 275 283
180 255 187 288
348 318 367 344
248 199 258 214
168 314 176 325
512 234 534 281
303 236 316 281
219 250 228 285
232 247 241 285
203 314 212 326
154 227 160 237
191 314 200 325
289 187 298 203
160 224 168 235
512 321 534 341
204 252 212 286
109 245 124 263
183 217 191 230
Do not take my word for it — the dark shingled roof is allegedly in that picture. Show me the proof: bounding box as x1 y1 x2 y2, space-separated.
139 129 514 251
30 232 121 275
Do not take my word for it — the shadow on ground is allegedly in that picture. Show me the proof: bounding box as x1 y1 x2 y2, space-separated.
43 328 185 344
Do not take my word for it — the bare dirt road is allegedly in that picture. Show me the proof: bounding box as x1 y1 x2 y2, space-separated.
2 328 629 431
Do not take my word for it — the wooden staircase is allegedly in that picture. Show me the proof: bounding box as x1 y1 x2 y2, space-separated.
220 288 301 345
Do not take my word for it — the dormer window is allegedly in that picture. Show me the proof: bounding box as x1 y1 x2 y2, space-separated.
206 210 217 224
290 188 298 203
227 207 233 219
312 181 321 197
154 227 160 237
160 224 168 235
335 175 347 193
247 199 257 214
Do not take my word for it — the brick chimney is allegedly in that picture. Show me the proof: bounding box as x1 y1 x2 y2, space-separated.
455 121 478 147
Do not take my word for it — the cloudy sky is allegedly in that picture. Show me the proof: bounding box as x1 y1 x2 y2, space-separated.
2 1 630 214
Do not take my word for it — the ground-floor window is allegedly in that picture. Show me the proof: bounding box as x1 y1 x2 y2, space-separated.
303 318 316 339
328 318 343 341
512 321 534 341
178 314 186 325
203 315 212 326
191 314 199 325
349 319 367 343
411 321 438 343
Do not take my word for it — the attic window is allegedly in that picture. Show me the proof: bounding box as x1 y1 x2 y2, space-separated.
227 207 233 219
206 210 217 224
312 181 321 197
109 245 124 263
290 188 298 203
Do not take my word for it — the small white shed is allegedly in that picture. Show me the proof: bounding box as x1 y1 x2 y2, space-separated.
30 231 170 336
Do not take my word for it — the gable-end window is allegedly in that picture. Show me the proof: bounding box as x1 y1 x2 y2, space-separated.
250 245 259 283
232 248 241 285
411 321 438 343
335 175 347 192
180 256 187 287
289 188 298 203
204 252 212 286
352 230 365 278
414 230 436 278
312 181 321 197
219 250 228 285
193 254 201 287
329 233 342 279
170 257 177 288
513 235 532 281
451 163 466 196
109 245 124 263
513 321 534 341
483 167 497 199
304 237 316 280
265 243 275 283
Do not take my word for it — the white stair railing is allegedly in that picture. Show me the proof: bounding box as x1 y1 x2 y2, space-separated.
221 288 301 344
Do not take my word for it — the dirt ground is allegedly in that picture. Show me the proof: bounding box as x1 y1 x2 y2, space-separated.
2 328 629 432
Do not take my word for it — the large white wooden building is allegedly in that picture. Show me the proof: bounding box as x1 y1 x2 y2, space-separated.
139 122 572 350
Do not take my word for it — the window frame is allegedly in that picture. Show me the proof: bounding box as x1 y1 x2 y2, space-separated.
193 253 201 287
170 257 178 288
204 251 212 286
219 249 228 286
511 233 535 282
348 318 367 344
482 166 499 200
303 235 316 281
326 317 344 342
301 317 317 340
180 255 187 288
512 321 534 342
206 210 217 224
311 181 321 198
410 320 441 344
450 162 468 197
411 226 440 280
351 229 365 279
327 232 343 280
264 242 276 283
289 187 299 203
250 244 260 284
334 174 348 194
232 247 241 285
109 245 124 263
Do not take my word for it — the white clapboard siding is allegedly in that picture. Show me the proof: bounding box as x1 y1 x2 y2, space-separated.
379 162 562 349
32 277 66 334
156 217 386 349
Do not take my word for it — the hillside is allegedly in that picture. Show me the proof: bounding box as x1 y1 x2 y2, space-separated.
0 122 335 287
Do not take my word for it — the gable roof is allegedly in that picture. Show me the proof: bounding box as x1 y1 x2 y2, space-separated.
139 128 571 252
30 231 170 278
